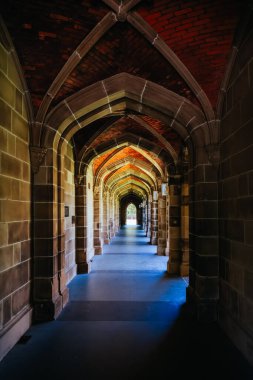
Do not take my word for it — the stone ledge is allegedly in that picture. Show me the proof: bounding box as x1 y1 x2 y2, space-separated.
0 306 32 362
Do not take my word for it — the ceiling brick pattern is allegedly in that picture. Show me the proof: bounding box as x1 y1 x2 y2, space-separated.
0 0 240 192
136 0 239 107
1 0 108 111
53 22 194 107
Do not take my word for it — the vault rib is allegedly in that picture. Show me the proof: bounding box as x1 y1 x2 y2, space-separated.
170 100 185 128
64 100 82 129
140 80 147 104
36 12 117 124
101 80 112 113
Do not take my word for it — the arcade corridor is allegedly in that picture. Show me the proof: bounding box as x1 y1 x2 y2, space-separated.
0 226 252 379
0 0 253 373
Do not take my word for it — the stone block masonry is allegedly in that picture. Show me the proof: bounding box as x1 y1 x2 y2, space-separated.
64 142 76 284
219 26 253 366
0 40 31 360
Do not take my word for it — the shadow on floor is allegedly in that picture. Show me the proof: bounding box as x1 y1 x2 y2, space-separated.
1 303 252 380
126 304 253 380
0 225 252 379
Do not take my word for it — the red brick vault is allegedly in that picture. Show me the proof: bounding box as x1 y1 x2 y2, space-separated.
1 0 253 367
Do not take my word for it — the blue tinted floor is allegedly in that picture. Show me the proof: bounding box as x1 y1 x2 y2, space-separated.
0 226 252 379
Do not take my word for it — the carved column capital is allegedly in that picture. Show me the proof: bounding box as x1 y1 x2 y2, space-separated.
74 175 85 186
30 146 47 174
94 186 100 196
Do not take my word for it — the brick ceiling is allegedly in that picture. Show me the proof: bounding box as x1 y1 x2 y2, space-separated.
78 115 180 153
93 146 164 175
0 0 241 188
53 21 195 109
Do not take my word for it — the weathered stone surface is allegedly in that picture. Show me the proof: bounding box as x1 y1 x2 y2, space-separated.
0 262 29 300
12 283 30 316
12 111 28 141
0 245 13 272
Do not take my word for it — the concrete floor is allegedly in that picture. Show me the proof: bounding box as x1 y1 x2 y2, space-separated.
0 226 252 379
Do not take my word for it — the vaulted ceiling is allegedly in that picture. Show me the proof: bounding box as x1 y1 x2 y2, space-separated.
0 0 241 195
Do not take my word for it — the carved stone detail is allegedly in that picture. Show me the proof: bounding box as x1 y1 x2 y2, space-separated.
30 146 47 173
75 175 85 186
205 144 220 167
117 11 127 22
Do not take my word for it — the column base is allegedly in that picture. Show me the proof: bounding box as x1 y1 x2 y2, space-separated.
77 261 92 274
167 260 180 274
61 287 69 308
157 246 166 255
150 238 158 245
180 263 189 276
94 247 102 255
33 290 69 321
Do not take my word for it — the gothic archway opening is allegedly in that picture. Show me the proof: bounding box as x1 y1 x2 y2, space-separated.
126 203 137 225
31 73 218 321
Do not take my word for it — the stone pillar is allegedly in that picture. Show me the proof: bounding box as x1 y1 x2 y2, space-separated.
142 203 146 231
180 174 189 276
150 192 158 245
109 196 115 238
75 175 91 273
187 145 219 321
33 147 68 321
103 191 110 244
167 174 181 274
115 198 120 233
114 196 120 233
57 153 67 301
147 198 151 237
145 202 148 234
93 187 103 255
157 188 167 255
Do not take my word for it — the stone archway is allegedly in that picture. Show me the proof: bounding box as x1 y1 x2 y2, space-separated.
120 194 143 226
31 73 219 321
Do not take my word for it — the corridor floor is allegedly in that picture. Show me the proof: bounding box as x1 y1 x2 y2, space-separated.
0 226 252 380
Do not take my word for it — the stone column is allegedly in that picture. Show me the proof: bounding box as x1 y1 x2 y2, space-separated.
114 196 119 233
157 187 167 255
57 153 67 303
150 192 158 245
103 191 110 244
167 174 181 274
180 170 189 276
75 174 91 273
187 145 219 321
33 147 68 321
93 187 103 255
142 202 146 231
109 196 115 238
145 202 148 234
147 197 151 237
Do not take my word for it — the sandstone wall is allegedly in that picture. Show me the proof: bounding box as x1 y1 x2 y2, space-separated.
219 27 253 365
0 40 31 360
